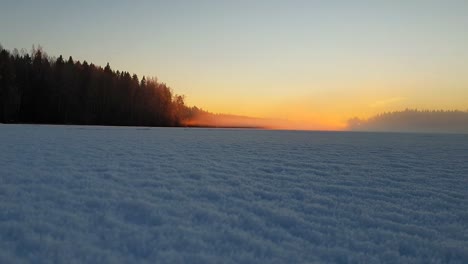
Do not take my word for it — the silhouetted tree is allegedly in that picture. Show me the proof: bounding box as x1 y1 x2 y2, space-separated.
0 45 192 127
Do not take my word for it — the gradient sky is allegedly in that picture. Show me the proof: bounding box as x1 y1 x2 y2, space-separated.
1 0 468 129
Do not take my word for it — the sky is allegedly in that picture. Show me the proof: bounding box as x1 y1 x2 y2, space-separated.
1 0 468 130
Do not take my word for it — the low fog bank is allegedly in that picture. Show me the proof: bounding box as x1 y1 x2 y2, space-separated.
181 108 330 131
182 109 278 129
348 109 468 134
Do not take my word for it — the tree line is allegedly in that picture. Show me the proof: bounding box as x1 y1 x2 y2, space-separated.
0 45 201 126
348 109 468 133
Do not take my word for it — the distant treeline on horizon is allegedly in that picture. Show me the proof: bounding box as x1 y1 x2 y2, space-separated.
348 109 468 133
0 45 214 127
2 45 468 132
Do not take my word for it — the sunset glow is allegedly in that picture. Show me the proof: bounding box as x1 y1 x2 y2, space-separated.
2 2 468 262
1 1 468 130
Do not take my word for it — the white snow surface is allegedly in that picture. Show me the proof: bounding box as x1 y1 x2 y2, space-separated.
0 124 467 263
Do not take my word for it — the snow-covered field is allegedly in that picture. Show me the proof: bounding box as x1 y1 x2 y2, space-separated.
0 125 467 263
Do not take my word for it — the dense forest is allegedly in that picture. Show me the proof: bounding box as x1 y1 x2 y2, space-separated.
0 45 204 126
348 109 468 133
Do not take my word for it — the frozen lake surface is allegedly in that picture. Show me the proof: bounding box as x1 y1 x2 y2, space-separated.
1 125 467 263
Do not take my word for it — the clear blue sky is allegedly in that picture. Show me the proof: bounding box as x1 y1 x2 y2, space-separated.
2 0 468 128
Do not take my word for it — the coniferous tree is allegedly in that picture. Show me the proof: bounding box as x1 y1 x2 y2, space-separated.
0 45 192 127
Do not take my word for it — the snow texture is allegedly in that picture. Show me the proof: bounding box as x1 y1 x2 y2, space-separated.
0 124 467 263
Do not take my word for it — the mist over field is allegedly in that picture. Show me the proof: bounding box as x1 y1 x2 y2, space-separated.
2 45 467 134
348 110 468 134
2 1 468 263
183 109 468 133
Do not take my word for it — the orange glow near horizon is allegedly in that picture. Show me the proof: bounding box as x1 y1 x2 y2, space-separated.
3 1 468 131
183 82 468 131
